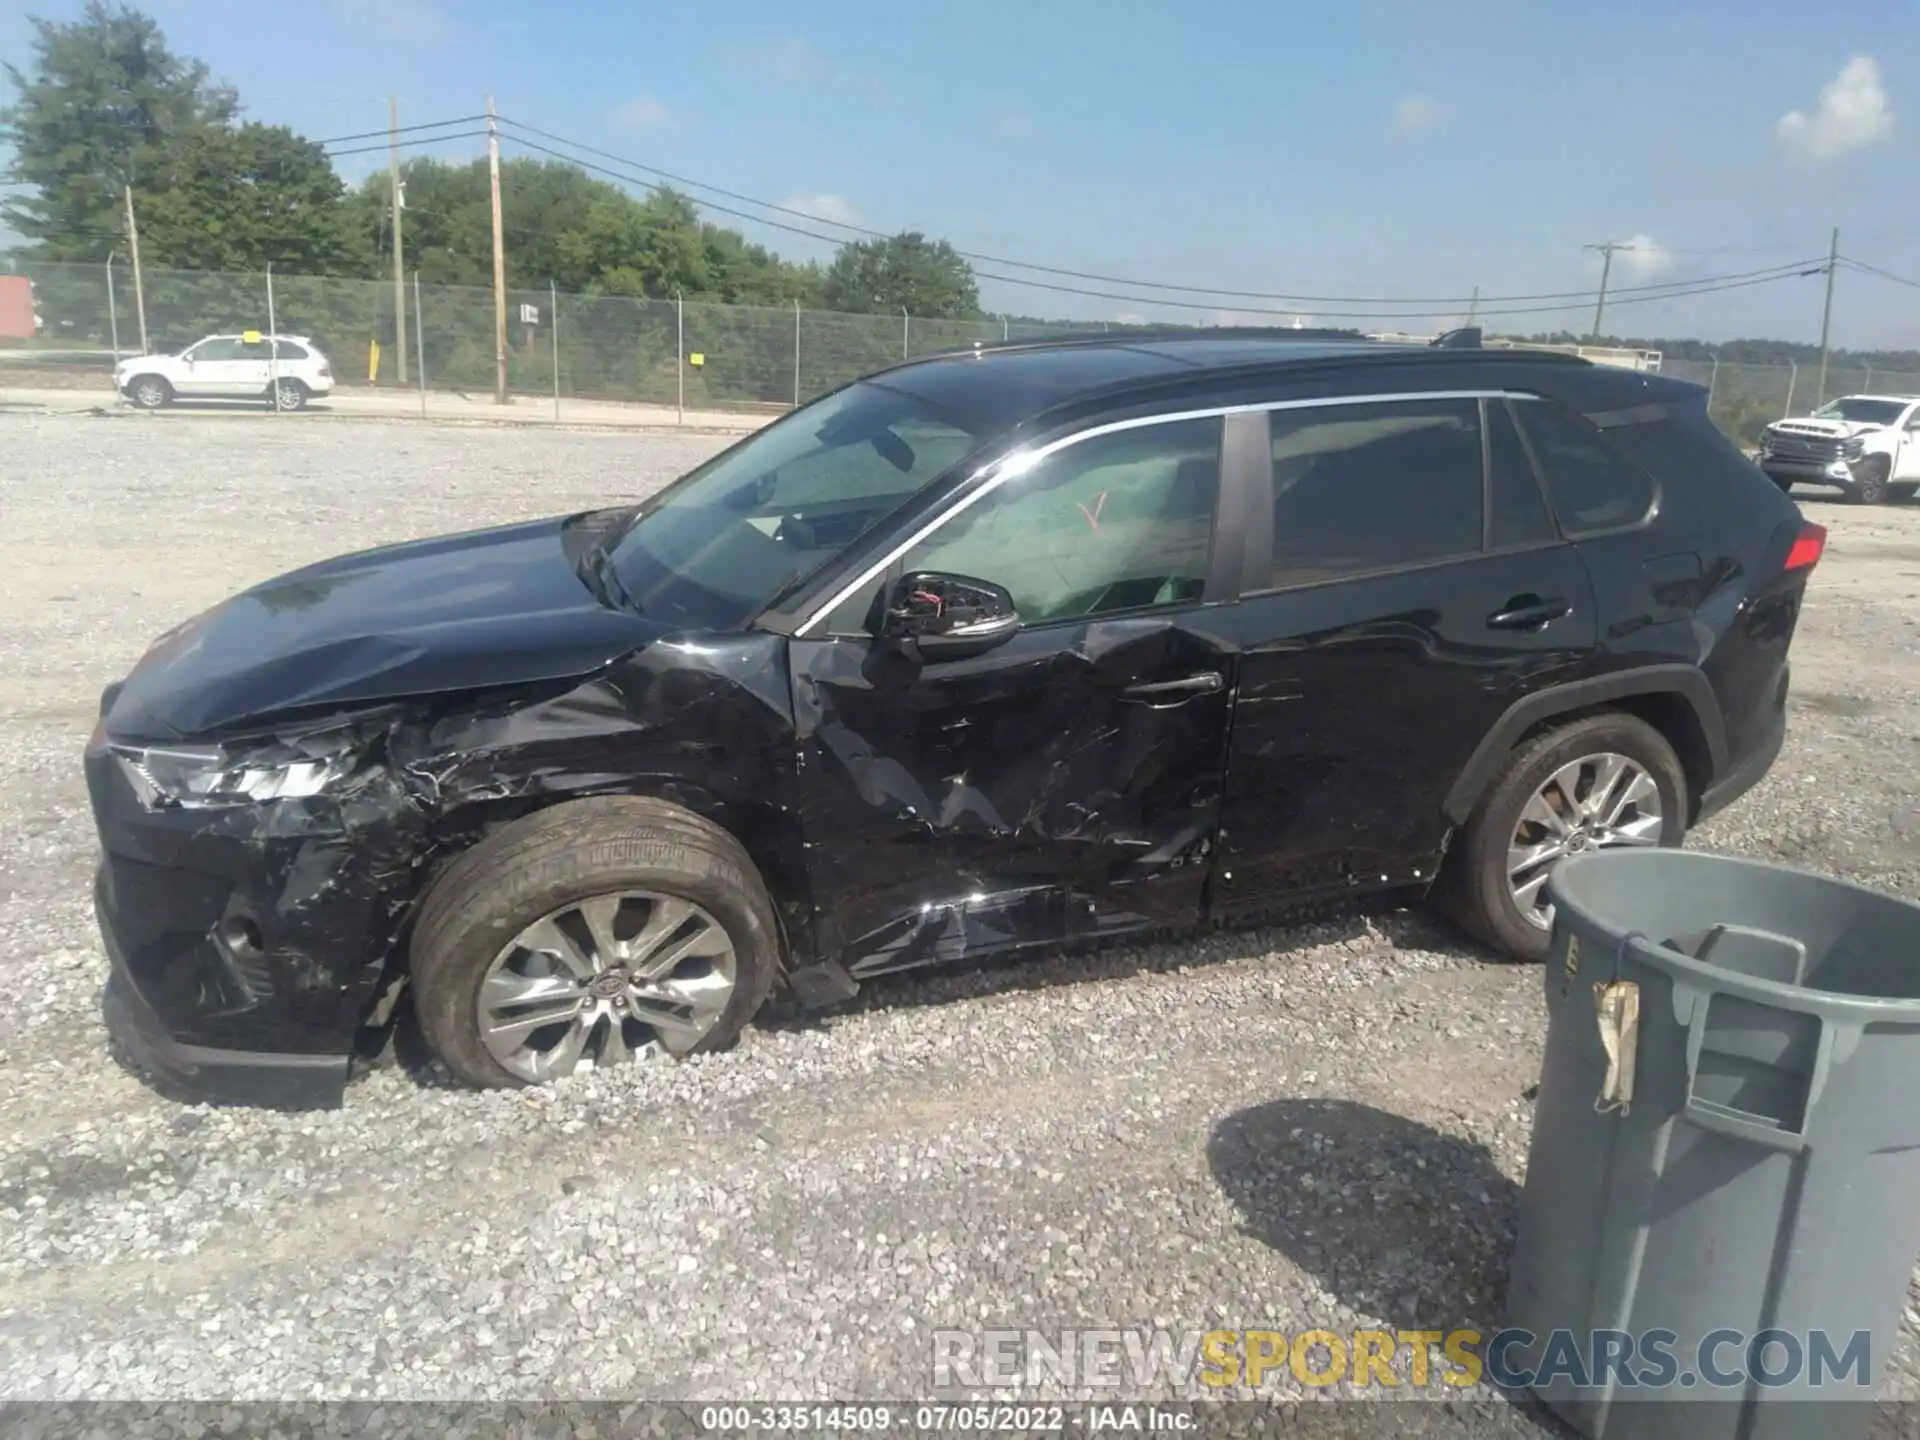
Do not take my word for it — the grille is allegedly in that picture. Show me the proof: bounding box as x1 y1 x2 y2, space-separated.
1765 432 1847 462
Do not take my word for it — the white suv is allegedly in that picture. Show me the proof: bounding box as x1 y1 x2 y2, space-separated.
115 333 334 412
1758 394 1920 504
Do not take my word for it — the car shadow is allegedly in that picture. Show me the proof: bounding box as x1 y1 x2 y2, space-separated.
1207 1096 1519 1337
1782 486 1904 509
123 398 334 415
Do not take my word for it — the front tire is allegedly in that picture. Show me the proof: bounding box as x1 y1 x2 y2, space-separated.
1436 713 1688 962
410 797 783 1089
126 375 172 409
1853 456 1892 504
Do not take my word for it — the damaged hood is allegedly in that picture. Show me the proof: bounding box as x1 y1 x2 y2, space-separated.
105 514 662 740
1768 418 1880 439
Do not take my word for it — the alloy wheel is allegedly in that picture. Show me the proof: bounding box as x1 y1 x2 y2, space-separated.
476 890 738 1083
1507 752 1663 931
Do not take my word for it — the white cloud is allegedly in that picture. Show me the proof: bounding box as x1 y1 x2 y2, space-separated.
722 37 896 106
1778 56 1894 160
1115 312 1148 325
332 0 443 43
993 114 1033 142
1611 234 1677 280
1389 94 1455 142
614 97 673 130
781 193 862 229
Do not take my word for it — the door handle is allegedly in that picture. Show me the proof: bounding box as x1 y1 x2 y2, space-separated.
1487 595 1571 631
1121 671 1224 702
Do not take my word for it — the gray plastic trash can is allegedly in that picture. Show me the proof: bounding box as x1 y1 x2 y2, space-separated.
1504 848 1920 1440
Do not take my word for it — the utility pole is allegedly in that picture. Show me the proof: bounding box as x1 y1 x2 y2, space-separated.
1815 226 1840 407
1466 285 1480 327
266 259 281 413
1584 240 1637 342
123 184 148 354
388 95 408 385
105 255 121 364
486 95 509 404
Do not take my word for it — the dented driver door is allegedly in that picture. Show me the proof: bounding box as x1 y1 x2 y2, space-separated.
784 411 1247 980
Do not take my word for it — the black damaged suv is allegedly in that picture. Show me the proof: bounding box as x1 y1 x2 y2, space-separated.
85 330 1822 1106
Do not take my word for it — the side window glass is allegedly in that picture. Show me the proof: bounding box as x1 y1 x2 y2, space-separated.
1512 398 1656 536
1267 398 1482 588
1487 400 1557 548
273 340 309 361
898 416 1221 625
234 338 271 363
188 339 236 361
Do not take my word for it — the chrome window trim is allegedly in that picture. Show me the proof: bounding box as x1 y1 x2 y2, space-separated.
793 388 1523 637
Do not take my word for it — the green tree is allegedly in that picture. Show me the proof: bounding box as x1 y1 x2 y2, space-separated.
1 1 238 260
137 122 364 272
358 161 823 304
821 232 980 318
558 189 711 297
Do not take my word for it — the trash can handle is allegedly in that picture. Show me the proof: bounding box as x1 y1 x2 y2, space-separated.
1676 974 1843 1155
1681 1094 1810 1152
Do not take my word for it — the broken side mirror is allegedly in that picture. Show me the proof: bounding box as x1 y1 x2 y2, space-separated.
882 571 1019 661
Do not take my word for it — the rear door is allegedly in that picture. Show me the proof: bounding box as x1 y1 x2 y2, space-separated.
220 334 275 397
1212 392 1600 918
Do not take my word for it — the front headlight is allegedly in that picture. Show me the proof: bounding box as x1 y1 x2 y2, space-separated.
1843 437 1867 459
112 724 368 810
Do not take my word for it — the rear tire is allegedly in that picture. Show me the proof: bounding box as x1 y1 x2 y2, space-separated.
409 797 783 1089
268 377 307 411
1853 457 1892 504
1435 713 1688 962
126 375 172 410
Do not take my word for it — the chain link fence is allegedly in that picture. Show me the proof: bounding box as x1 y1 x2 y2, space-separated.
6 260 1107 416
1662 357 1920 449
10 259 1919 443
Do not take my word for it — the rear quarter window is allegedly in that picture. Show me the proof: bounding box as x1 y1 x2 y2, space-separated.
1602 397 1787 530
1510 397 1657 536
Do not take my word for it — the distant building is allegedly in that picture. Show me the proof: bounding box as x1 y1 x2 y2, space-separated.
0 275 41 341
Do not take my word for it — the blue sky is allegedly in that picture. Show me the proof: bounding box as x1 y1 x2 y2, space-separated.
4 0 1918 347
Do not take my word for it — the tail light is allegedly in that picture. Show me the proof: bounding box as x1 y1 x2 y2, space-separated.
1784 522 1826 573
318 364 332 378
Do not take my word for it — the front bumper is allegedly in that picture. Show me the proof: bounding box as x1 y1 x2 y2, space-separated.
1759 452 1868 486
99 872 349 1109
86 731 415 1108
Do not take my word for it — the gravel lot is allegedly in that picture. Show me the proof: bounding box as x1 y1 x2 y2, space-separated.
3 411 1920 1422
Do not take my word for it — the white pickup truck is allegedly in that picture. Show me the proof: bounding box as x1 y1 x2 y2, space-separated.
1757 394 1920 503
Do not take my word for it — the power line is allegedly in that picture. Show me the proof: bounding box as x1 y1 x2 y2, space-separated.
1838 256 1920 290
964 262 1824 322
500 133 1821 319
495 116 1821 309
324 130 489 159
500 133 880 248
313 114 487 147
